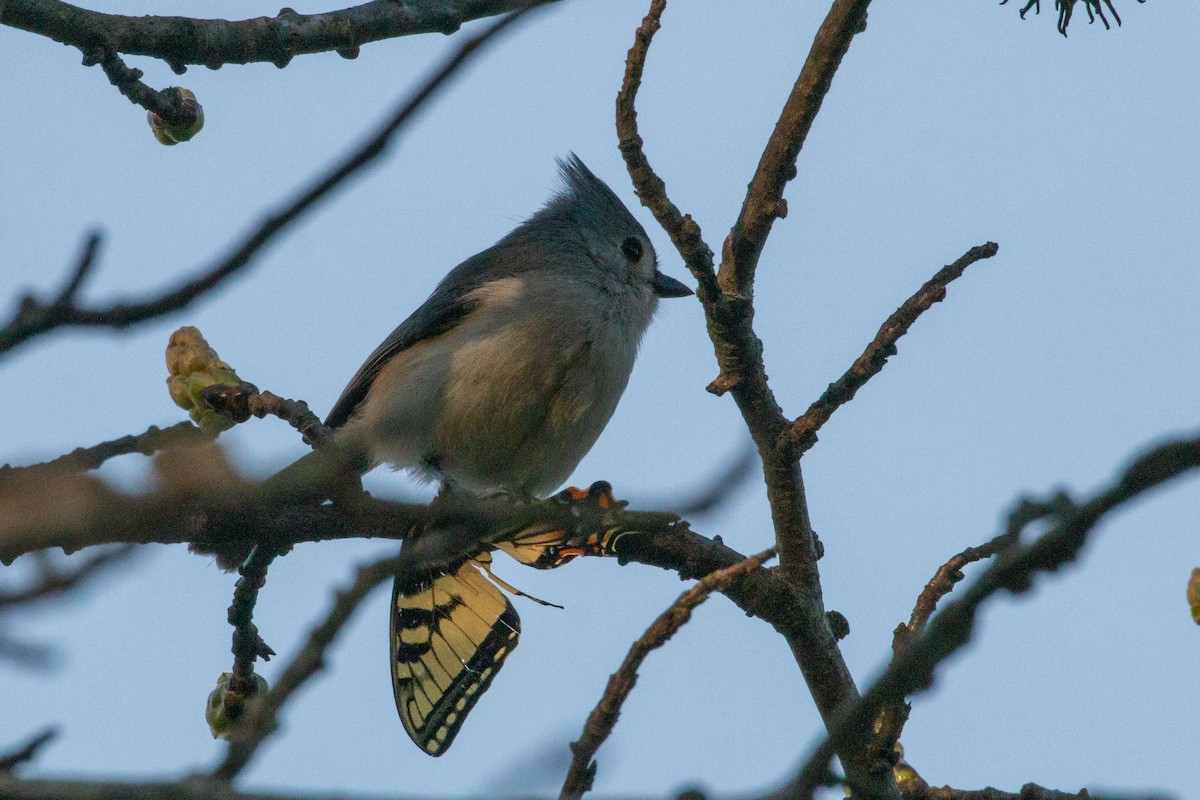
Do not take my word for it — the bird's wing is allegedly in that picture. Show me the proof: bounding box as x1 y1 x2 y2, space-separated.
324 238 540 430
324 282 475 429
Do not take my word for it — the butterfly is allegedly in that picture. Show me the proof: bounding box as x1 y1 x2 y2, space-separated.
390 483 632 755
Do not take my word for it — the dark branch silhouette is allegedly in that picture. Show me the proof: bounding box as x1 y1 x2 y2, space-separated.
0 6 539 360
0 546 136 609
778 432 1200 800
1000 0 1148 36
560 547 778 799
213 550 408 780
0 728 59 774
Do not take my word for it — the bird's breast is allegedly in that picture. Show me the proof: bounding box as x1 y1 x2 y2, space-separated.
437 308 639 495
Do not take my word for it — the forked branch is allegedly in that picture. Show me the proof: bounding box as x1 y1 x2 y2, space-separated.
778 432 1200 800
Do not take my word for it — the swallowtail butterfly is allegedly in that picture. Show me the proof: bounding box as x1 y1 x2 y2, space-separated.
391 484 629 755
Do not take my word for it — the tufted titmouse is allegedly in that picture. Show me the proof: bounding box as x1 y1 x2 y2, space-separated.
321 154 691 496
277 156 693 756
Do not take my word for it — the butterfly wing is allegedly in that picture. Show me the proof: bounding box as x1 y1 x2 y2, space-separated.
491 482 632 569
390 483 631 755
495 525 626 570
390 553 520 756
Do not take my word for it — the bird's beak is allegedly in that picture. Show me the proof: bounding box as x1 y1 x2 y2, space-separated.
651 271 693 298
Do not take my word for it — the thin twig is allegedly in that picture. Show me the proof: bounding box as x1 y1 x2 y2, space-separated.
0 231 102 358
907 782 1168 800
640 444 757 517
198 383 334 449
0 546 136 609
903 536 1007 642
717 0 872 300
873 525 1018 760
883 753 1151 800
225 545 279 702
788 242 1000 452
55 232 102 306
900 493 1073 644
0 6 539 359
0 630 57 668
0 728 58 774
0 775 477 800
776 432 1200 800
0 422 212 480
615 0 718 298
211 551 407 780
91 50 198 124
560 547 778 799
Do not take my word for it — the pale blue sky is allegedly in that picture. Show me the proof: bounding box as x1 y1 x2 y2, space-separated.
3 1 1198 797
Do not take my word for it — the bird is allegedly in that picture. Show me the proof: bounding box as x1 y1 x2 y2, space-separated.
316 155 691 755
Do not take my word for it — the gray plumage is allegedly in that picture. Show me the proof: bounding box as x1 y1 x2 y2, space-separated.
326 154 690 496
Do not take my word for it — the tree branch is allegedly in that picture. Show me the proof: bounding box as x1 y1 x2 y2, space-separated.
560 547 778 799
1 422 212 479
0 0 552 70
212 550 406 780
90 49 201 127
0 455 680 562
717 0 871 300
0 6 536 359
668 444 758 517
788 242 999 452
0 447 824 686
873 517 1035 767
0 546 136 609
777 432 1200 800
224 544 279 702
615 0 719 300
0 776 448 800
616 2 891 796
0 630 58 668
198 382 334 449
902 780 1167 800
0 545 138 663
0 728 58 774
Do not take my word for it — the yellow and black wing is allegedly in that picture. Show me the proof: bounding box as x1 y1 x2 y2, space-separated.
390 552 520 756
390 482 632 755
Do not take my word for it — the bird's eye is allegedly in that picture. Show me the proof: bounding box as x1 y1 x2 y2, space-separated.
621 237 643 262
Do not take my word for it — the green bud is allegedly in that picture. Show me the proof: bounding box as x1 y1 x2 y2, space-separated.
206 671 269 740
1188 568 1200 625
165 326 241 432
148 88 204 146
